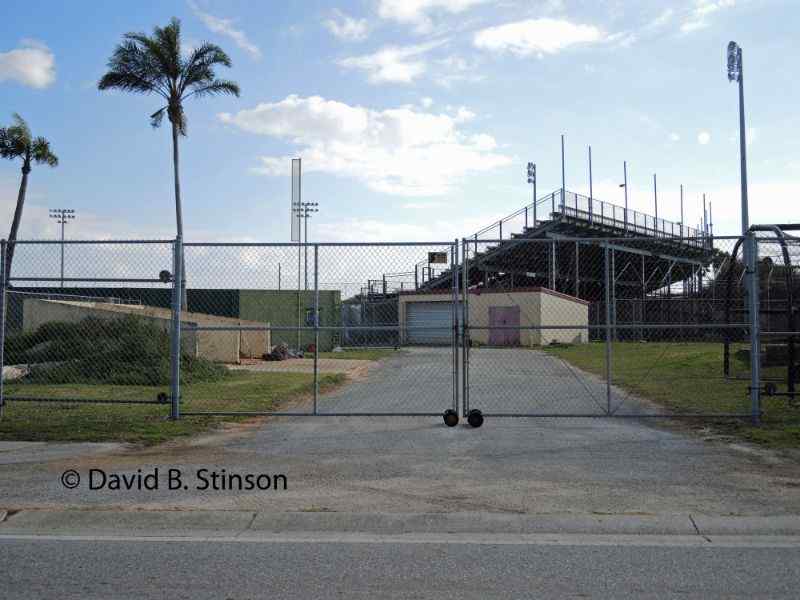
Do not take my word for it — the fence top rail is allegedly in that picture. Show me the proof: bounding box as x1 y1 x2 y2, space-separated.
184 241 458 247
9 239 174 245
463 236 740 244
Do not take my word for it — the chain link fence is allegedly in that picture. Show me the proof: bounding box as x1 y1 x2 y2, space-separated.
1 233 793 430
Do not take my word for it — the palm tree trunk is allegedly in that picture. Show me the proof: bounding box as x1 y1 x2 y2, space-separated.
5 163 30 282
171 121 187 310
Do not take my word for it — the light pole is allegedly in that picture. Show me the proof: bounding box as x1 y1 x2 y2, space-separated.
588 145 593 224
619 161 628 232
560 134 566 211
728 41 749 235
294 201 318 290
526 162 536 226
653 173 658 232
48 208 75 288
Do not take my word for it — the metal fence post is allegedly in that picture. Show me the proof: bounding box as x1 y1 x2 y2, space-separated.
746 233 761 424
0 240 6 420
603 242 613 415
169 237 183 420
313 244 319 415
462 238 470 417
451 240 459 416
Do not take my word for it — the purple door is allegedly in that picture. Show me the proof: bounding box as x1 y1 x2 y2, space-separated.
488 306 521 346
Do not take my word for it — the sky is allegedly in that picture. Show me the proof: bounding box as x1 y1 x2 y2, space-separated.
1 0 799 248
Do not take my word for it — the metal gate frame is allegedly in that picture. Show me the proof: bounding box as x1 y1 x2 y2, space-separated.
460 235 763 422
176 241 461 419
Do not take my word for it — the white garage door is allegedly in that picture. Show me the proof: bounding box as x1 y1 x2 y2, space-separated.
406 301 461 345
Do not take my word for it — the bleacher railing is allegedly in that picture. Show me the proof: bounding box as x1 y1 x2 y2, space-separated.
470 189 710 249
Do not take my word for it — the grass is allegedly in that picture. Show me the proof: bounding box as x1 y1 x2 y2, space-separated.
316 348 399 361
543 342 800 449
0 371 347 445
7 315 228 385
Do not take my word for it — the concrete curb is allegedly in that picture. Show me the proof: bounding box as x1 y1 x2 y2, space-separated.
2 510 799 538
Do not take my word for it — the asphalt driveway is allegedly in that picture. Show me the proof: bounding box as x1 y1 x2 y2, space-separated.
1 346 799 517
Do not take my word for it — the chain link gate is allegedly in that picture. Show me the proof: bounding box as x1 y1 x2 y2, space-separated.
0 234 778 430
459 235 763 425
174 241 460 420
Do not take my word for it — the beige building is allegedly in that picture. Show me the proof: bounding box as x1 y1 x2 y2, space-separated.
23 299 270 364
398 287 589 347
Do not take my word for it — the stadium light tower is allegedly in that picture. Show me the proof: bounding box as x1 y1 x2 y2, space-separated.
48 208 76 287
727 41 749 235
526 162 537 225
294 201 319 290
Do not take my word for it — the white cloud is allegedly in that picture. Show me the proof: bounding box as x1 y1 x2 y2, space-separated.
402 201 443 209
420 97 434 108
0 39 55 89
669 132 681 142
649 8 675 29
473 18 605 56
378 0 490 33
338 40 444 84
323 10 369 42
434 54 485 87
681 0 736 33
315 213 496 243
218 94 512 197
188 1 262 59
698 131 711 145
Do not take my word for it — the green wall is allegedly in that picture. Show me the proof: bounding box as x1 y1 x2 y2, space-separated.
10 288 341 351
238 290 341 351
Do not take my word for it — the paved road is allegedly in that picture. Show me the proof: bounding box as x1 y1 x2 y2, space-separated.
3 532 800 599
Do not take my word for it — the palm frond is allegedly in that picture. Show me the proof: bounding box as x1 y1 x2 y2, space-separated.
186 79 240 100
0 114 31 160
11 113 31 140
98 40 168 97
150 106 167 129
31 137 58 167
180 43 233 92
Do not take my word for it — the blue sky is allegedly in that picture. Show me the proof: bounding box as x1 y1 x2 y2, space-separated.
1 0 798 244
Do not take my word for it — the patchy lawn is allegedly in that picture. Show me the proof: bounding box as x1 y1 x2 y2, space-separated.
0 371 346 445
543 342 800 449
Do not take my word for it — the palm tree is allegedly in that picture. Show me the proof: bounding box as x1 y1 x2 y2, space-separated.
98 17 240 307
0 113 58 280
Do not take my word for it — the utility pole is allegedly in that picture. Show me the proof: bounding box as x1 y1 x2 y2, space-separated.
680 184 684 240
48 208 76 288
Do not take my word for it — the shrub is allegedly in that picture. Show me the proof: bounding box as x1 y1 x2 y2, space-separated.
6 315 228 385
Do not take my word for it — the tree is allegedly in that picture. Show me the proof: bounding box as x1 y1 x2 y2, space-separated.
98 17 240 307
1 113 58 280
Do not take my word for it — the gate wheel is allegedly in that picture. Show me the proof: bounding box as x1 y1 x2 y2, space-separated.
467 409 484 428
443 409 459 427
